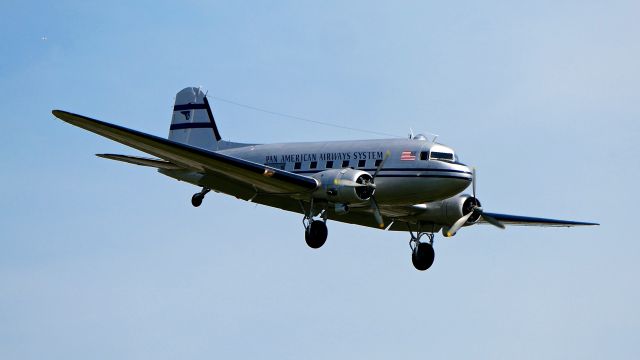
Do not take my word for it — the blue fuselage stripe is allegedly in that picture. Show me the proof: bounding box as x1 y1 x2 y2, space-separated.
293 168 471 175
375 174 471 180
289 169 471 181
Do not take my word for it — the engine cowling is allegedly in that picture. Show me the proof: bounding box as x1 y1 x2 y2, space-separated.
421 194 482 228
312 168 375 204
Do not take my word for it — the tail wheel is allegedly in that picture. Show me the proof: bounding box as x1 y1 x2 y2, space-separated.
412 242 435 271
305 220 328 249
191 187 210 207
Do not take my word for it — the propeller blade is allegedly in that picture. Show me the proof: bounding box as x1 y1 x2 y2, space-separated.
373 150 391 180
445 166 504 234
371 197 385 228
446 210 475 237
480 212 505 229
472 167 476 198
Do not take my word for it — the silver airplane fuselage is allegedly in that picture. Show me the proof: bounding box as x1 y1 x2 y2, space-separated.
218 137 471 205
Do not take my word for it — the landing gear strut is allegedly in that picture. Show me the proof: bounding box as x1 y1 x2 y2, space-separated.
191 187 210 207
409 231 435 271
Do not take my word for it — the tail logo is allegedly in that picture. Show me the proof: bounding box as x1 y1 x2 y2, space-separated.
180 110 191 120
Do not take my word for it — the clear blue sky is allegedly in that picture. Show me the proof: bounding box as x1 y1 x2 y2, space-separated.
1 1 638 359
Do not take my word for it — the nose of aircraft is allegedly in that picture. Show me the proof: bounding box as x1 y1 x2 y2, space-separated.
459 163 473 179
443 162 473 195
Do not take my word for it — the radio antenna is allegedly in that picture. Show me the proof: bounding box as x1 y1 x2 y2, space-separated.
210 96 403 138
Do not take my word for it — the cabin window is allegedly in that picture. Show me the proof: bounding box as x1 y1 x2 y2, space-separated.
294 162 301 170
420 151 429 160
358 159 366 168
309 161 317 169
326 160 334 168
430 151 454 161
341 160 350 168
374 159 382 167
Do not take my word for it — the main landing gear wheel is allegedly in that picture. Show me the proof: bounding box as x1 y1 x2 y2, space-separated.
409 232 435 271
191 187 210 207
305 220 328 249
412 242 435 271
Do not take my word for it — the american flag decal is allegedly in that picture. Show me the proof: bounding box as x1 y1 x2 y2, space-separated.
400 151 416 161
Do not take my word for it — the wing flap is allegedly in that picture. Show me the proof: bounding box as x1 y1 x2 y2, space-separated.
53 110 319 194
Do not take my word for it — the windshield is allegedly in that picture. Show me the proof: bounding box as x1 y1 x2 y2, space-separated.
427 144 456 162
430 151 454 161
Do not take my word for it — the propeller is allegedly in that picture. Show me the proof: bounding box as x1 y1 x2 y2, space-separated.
332 151 390 228
373 150 391 180
370 151 391 228
371 197 384 228
446 167 505 237
472 167 476 198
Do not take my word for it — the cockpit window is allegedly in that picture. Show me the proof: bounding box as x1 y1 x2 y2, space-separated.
430 151 454 161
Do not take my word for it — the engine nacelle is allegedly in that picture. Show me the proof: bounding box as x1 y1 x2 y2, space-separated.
312 168 375 204
421 194 482 228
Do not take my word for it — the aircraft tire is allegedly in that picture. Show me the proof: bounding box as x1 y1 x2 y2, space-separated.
191 194 203 207
412 242 435 271
305 220 328 249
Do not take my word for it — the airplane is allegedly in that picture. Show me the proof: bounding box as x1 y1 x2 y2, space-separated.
52 86 598 271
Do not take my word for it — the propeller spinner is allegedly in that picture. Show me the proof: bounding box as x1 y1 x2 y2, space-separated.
335 150 390 228
446 168 505 236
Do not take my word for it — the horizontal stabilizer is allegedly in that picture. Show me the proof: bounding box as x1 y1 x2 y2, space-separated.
96 154 182 170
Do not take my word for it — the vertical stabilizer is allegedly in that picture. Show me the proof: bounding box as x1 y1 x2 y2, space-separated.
169 87 221 150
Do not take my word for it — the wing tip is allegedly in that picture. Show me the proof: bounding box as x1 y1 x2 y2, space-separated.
52 109 75 122
566 220 600 226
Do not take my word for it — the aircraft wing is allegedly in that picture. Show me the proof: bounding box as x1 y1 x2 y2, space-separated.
478 212 598 227
357 205 598 231
52 110 319 194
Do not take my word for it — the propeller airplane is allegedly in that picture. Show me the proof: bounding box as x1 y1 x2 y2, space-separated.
52 87 598 271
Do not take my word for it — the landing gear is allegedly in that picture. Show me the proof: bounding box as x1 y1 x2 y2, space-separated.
301 199 329 249
191 187 210 207
305 220 328 249
409 232 435 271
412 242 435 271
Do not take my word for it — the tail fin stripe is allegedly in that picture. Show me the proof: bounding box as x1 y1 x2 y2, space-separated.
173 103 208 111
203 96 221 141
170 122 215 130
